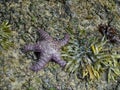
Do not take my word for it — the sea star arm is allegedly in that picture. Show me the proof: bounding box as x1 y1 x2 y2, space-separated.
37 29 53 40
23 43 41 53
52 54 66 67
57 34 70 48
30 55 51 72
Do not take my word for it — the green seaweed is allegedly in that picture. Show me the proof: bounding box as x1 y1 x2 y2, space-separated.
63 27 120 82
0 21 14 53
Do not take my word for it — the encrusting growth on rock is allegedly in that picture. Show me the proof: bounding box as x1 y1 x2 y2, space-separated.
23 29 70 72
98 24 120 43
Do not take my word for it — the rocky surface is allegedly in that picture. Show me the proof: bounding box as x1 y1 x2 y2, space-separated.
0 0 120 90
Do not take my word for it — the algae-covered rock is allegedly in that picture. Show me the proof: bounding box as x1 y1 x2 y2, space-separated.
0 0 120 90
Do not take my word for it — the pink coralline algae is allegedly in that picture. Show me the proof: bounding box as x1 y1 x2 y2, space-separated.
23 29 70 72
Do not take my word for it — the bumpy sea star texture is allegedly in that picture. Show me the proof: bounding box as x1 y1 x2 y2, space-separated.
23 29 70 72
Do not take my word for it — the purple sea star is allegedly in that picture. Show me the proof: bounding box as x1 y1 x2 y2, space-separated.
23 29 70 72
